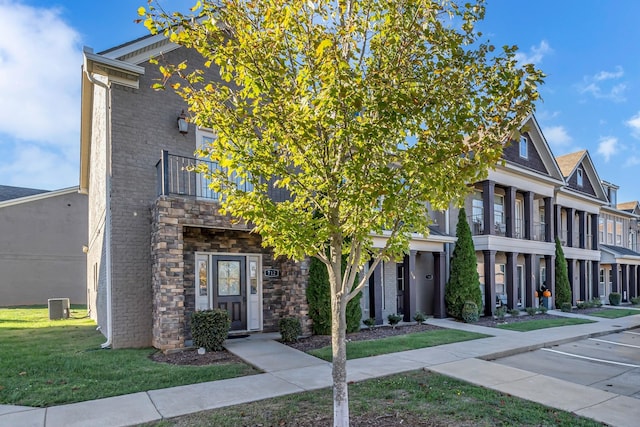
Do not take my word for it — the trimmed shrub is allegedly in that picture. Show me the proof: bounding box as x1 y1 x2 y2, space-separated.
461 301 479 323
508 308 520 317
537 306 548 314
609 292 622 306
445 208 482 319
279 317 302 343
191 309 230 351
307 256 362 335
363 317 376 330
560 302 572 312
631 296 640 305
590 297 603 308
413 311 427 324
525 306 537 316
387 313 402 329
495 305 507 320
554 237 572 308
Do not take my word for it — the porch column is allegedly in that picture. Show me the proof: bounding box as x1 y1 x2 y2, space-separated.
591 260 600 301
371 261 383 325
404 250 417 322
622 264 628 302
554 204 562 240
505 186 516 238
629 265 637 300
591 213 599 250
433 252 447 318
483 250 496 316
567 258 575 304
506 251 518 309
545 254 556 309
578 211 586 249
482 180 495 236
611 263 619 293
524 191 533 240
544 197 553 242
566 207 575 247
524 253 534 308
578 259 587 302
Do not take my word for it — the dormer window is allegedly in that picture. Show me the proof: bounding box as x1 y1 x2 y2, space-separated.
577 167 584 187
609 188 617 206
519 136 528 159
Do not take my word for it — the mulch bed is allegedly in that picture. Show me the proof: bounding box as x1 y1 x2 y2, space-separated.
151 307 610 366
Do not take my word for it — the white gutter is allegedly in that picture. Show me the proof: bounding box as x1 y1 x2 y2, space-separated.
83 56 113 349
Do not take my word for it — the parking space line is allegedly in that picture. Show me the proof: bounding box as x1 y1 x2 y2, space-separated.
541 348 640 368
589 338 640 349
623 331 640 336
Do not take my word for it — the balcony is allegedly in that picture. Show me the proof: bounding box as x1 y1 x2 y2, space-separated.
156 150 289 202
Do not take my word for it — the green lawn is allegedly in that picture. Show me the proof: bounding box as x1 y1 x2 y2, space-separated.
0 306 258 407
308 329 490 361
496 317 595 332
143 370 602 427
585 308 640 319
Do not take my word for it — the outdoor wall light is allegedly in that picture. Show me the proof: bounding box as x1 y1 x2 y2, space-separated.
177 110 188 134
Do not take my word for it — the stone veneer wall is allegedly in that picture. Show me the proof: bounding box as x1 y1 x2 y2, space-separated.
151 195 310 351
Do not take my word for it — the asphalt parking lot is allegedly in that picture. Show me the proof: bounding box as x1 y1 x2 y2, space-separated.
494 327 640 399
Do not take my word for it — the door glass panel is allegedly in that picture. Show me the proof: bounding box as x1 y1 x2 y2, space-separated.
218 260 241 296
198 259 208 296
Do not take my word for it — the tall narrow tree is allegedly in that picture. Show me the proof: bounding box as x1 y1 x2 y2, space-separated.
554 237 572 307
445 208 482 318
141 1 543 425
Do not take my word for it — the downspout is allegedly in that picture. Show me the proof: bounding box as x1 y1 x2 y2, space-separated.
83 57 113 349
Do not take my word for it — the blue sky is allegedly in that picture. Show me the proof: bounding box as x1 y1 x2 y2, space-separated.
1 0 640 202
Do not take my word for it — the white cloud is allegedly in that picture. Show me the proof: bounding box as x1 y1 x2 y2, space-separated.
624 156 640 167
577 67 626 102
514 40 552 65
626 111 640 139
543 125 572 147
0 144 77 189
597 136 618 162
0 0 81 147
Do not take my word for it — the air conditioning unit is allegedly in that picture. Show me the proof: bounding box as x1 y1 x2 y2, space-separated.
48 298 70 320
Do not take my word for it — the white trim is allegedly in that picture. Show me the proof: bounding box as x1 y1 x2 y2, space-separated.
0 187 79 209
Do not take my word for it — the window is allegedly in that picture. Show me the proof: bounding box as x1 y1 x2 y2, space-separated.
576 167 583 187
599 217 604 243
519 136 528 159
609 188 617 206
472 194 483 234
494 195 505 234
607 219 614 244
616 220 623 246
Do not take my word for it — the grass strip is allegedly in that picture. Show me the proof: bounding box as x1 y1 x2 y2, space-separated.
308 329 490 361
585 308 640 319
0 306 258 407
495 317 594 332
142 370 602 427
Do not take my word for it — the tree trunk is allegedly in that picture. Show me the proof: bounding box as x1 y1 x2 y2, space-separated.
331 288 349 427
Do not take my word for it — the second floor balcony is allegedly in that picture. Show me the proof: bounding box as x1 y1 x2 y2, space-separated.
469 214 547 242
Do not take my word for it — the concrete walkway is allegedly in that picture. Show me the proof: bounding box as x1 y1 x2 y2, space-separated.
2 309 640 427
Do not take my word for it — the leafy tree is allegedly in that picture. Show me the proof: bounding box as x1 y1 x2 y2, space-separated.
554 237 572 307
141 1 543 425
445 208 482 318
308 256 362 335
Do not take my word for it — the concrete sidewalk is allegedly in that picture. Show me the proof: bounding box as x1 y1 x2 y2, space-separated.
1 310 639 427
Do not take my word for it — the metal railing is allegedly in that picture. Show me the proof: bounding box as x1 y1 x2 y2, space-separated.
156 150 292 202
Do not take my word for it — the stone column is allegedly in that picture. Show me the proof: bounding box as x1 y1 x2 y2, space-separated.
483 250 496 316
482 181 495 236
506 251 518 309
433 252 446 318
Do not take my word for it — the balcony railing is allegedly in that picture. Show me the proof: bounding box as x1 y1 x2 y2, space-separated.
156 150 289 202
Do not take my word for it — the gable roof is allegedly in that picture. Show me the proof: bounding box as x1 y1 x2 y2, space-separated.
0 185 48 202
0 186 79 208
617 201 640 215
500 114 565 184
555 150 608 203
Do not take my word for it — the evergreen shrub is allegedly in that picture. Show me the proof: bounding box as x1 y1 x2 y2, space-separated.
279 317 302 343
191 309 230 351
461 301 479 323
